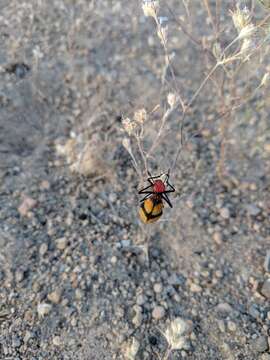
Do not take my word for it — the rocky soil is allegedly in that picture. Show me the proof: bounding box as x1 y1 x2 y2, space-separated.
0 1 270 359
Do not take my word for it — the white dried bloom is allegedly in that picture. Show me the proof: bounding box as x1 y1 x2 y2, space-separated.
167 93 178 108
134 108 147 124
142 0 159 18
164 318 191 350
230 5 252 33
261 72 270 87
123 337 140 360
239 38 255 58
37 303 52 319
238 23 256 40
122 117 137 136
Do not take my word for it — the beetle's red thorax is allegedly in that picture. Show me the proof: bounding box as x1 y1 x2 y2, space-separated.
153 180 166 193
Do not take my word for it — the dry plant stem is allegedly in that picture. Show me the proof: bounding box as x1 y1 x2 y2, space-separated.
146 100 180 159
127 146 142 178
136 130 148 176
215 0 221 35
166 4 217 66
171 22 268 172
181 0 191 23
217 112 230 181
153 14 185 112
165 5 202 48
203 0 217 34
163 347 172 360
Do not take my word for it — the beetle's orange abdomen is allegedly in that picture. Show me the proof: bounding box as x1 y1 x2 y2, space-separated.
139 196 163 224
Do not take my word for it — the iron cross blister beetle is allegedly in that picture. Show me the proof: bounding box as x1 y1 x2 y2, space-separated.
138 171 175 224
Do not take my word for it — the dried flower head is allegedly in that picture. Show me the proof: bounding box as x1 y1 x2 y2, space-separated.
37 303 52 319
122 117 137 136
230 5 252 34
238 23 256 40
163 318 191 350
142 0 159 18
167 93 178 108
123 337 140 360
134 108 147 124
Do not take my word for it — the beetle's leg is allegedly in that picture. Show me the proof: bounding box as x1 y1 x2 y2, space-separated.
140 193 152 202
138 184 153 194
162 193 173 208
147 173 164 184
165 182 175 192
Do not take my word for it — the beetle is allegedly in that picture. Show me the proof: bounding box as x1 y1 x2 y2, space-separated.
138 171 175 224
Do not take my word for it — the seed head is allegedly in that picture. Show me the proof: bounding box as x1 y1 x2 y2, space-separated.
238 23 256 40
230 5 252 34
123 337 140 360
142 0 159 18
122 117 137 136
134 108 147 124
164 318 191 350
167 93 178 108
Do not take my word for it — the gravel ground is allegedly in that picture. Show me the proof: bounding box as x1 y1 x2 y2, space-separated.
0 1 270 359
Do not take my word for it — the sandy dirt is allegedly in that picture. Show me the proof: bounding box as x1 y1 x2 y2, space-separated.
0 1 270 359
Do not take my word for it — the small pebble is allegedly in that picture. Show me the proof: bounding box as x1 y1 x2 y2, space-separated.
260 354 270 360
39 243 48 256
18 196 37 216
111 256 117 264
220 207 230 219
227 321 237 332
109 193 117 202
168 273 185 286
246 204 261 217
216 302 233 315
190 283 202 293
48 290 62 304
132 305 143 327
136 294 146 306
213 232 223 245
153 283 163 293
249 304 260 319
218 320 226 333
52 336 61 346
253 336 268 353
152 305 165 320
37 303 52 318
264 251 270 273
40 180 50 190
75 289 83 300
23 331 34 344
15 270 24 283
12 336 21 348
260 279 270 299
55 237 67 250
